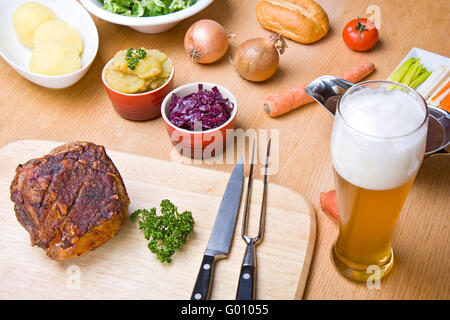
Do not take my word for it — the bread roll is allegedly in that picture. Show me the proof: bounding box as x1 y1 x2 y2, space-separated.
256 0 329 44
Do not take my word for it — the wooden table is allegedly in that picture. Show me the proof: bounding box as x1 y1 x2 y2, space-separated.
0 0 449 299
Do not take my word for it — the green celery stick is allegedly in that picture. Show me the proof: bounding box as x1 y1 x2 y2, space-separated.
412 64 424 82
388 57 416 83
416 66 426 78
401 58 421 86
410 70 431 89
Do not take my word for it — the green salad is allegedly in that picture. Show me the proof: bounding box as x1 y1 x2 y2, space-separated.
100 0 197 17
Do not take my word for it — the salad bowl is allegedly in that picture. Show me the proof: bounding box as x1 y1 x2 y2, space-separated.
80 0 215 33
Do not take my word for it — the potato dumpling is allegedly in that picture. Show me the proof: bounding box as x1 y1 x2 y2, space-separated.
29 40 81 75
12 2 57 48
105 67 145 93
105 48 173 94
33 20 84 56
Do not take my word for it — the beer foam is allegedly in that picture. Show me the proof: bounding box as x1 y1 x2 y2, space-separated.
331 87 427 190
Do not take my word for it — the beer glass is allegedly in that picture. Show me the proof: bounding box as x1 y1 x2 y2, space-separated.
330 80 428 282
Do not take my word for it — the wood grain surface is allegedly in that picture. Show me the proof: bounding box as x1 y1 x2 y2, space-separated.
0 0 449 299
0 140 315 300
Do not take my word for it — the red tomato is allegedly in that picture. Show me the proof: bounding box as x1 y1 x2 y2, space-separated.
343 18 378 51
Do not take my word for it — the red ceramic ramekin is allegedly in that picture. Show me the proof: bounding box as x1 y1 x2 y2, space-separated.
161 82 238 158
101 58 174 121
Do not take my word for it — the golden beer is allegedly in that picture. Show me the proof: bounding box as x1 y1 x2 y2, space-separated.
332 170 415 281
330 81 428 282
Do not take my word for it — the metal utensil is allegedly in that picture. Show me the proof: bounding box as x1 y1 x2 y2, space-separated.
305 75 354 116
305 75 450 155
236 139 271 300
191 157 244 300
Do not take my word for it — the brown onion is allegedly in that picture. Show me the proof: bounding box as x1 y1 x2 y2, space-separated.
184 19 229 64
233 34 286 82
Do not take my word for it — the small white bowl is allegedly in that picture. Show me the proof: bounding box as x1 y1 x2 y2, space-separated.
80 0 214 34
0 0 99 89
161 82 238 157
161 82 238 134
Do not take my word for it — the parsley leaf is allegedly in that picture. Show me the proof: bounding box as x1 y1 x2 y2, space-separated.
125 47 147 70
130 200 194 263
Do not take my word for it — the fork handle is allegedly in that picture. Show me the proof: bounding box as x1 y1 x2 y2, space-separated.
236 243 256 300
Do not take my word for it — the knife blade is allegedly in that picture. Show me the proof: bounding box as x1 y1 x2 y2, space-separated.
191 157 244 300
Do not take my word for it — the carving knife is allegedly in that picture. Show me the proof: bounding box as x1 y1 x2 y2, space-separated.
191 157 244 300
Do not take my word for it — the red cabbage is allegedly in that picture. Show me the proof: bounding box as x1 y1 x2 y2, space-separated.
168 84 234 131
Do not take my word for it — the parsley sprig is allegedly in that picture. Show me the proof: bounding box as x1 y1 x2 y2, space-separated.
130 200 194 263
125 48 147 70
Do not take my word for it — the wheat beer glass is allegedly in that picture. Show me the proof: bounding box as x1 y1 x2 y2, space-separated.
330 80 428 282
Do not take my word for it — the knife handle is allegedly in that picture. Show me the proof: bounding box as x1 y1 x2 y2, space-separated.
236 243 256 300
191 254 216 300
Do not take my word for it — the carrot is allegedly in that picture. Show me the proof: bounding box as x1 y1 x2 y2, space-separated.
264 61 376 117
431 80 450 101
263 85 314 116
440 93 450 112
337 61 376 83
320 190 338 223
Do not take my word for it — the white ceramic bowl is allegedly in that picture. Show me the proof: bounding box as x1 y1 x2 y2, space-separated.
161 82 238 134
0 0 99 89
161 82 237 157
80 0 214 33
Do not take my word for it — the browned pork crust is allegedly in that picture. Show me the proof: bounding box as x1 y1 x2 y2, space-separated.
10 142 129 260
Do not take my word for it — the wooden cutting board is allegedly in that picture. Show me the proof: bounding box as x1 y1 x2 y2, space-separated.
0 140 315 300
